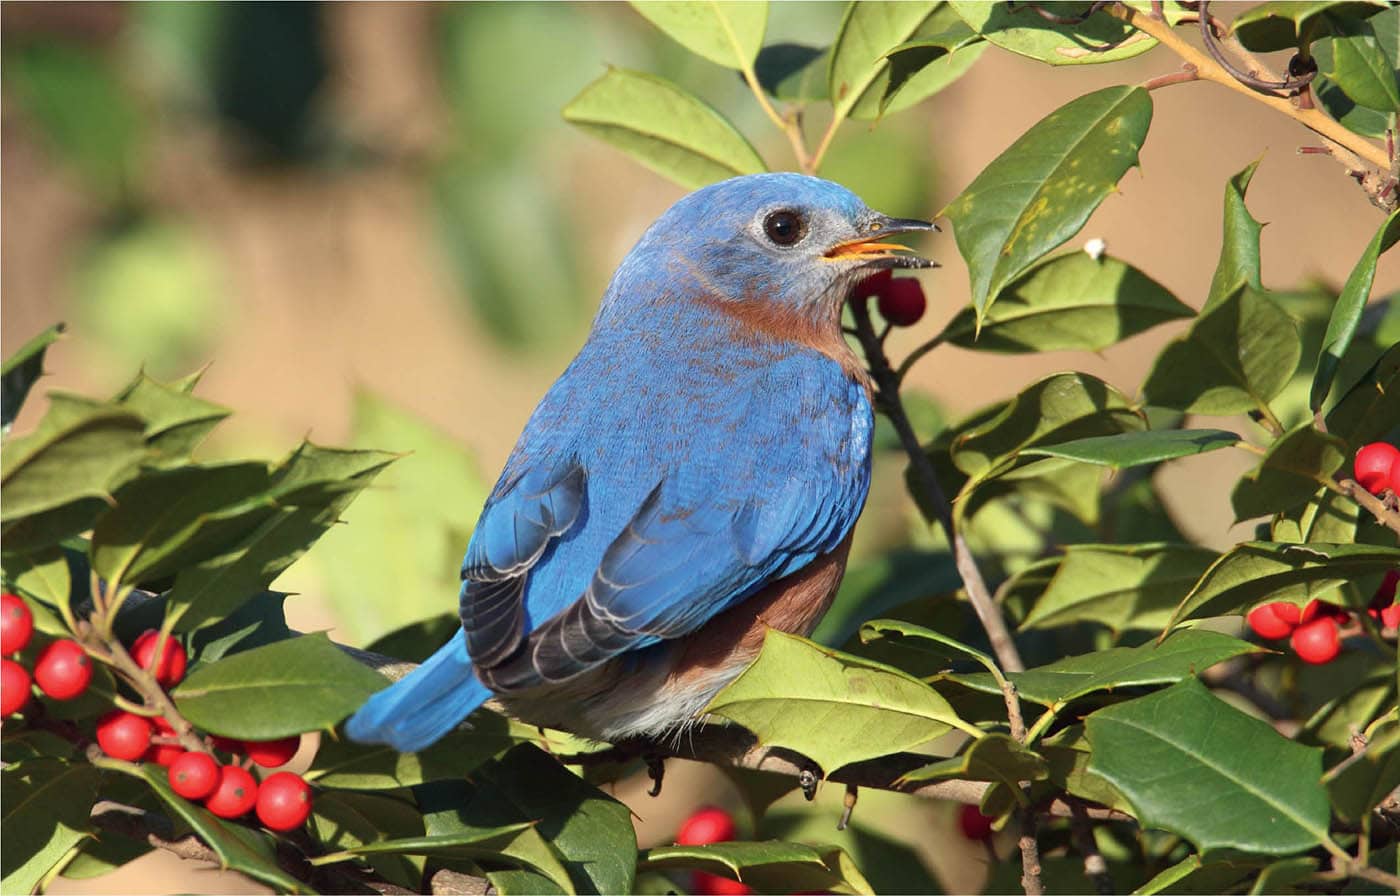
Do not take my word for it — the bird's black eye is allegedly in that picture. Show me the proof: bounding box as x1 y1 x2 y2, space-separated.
762 209 806 247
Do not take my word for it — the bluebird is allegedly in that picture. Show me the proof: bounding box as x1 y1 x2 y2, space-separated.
346 173 934 752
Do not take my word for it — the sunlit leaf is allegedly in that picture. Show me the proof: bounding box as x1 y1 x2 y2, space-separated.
1019 543 1218 632
950 1 1160 65
630 2 768 69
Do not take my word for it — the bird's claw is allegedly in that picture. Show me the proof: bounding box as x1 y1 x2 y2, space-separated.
646 755 665 797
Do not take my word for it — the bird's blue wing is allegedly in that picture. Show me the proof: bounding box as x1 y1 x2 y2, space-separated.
476 365 871 692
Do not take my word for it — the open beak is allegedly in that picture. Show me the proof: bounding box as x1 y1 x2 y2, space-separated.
824 216 939 270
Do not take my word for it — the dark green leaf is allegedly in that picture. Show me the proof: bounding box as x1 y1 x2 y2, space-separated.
940 252 1192 353
1 760 101 896
187 592 294 663
364 614 461 664
640 841 873 895
753 43 828 101
1317 11 1400 111
630 2 768 69
1086 678 1331 855
1039 725 1136 816
1231 424 1348 521
1324 724 1400 824
311 790 426 891
705 631 975 773
59 833 153 881
943 85 1152 321
1207 161 1264 311
949 629 1259 707
1 323 64 431
136 764 310 892
1021 429 1240 468
1132 854 1255 895
1232 1 1384 51
1142 286 1302 416
1168 542 1400 626
1311 210 1400 411
1326 341 1400 446
859 617 998 671
563 68 765 190
1019 543 1218 632
317 824 536 861
172 633 389 739
950 1 1160 64
309 712 532 790
113 372 230 464
896 733 1048 788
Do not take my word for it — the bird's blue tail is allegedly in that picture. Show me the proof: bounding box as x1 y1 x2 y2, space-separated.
345 630 491 752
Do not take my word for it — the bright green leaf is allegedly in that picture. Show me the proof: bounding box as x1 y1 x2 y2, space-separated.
1021 428 1241 468
1317 11 1400 111
172 633 389 739
950 1 1158 65
1311 209 1400 411
1086 678 1331 855
113 372 230 465
1231 424 1348 521
940 251 1192 353
1272 486 1360 544
630 2 768 69
563 68 765 190
705 631 975 774
826 1 939 120
943 85 1152 321
1020 543 1218 632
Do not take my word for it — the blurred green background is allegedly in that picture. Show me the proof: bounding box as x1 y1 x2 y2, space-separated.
3 3 1396 892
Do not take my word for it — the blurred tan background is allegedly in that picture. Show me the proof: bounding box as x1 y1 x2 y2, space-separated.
3 2 1396 893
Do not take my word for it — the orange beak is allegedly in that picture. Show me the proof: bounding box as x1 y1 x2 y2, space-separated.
823 216 938 269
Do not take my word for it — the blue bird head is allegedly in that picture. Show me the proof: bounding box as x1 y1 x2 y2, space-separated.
597 173 934 327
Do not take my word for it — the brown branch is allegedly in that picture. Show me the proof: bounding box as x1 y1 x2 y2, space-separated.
1070 800 1116 895
1340 480 1400 537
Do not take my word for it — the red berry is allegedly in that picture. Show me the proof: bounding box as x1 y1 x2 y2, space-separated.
1291 618 1341 665
132 630 187 688
1354 442 1400 495
33 639 92 700
850 269 893 302
151 743 185 766
1381 603 1400 630
245 736 300 768
677 806 737 845
958 804 995 841
691 872 752 896
96 710 153 761
169 752 220 800
1246 604 1293 640
255 771 313 831
205 765 258 818
2 593 34 655
1267 601 1302 627
2 658 31 717
876 277 927 326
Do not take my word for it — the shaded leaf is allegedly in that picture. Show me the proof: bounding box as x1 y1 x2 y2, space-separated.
563 68 765 190
1142 286 1302 416
896 733 1048 787
172 633 389 739
1132 854 1255 895
1324 724 1400 824
877 19 986 116
1271 486 1360 545
1167 541 1400 626
1038 725 1136 816
1086 678 1331 855
1232 1 1384 51
940 251 1192 353
641 841 873 895
1021 429 1240 468
859 617 999 672
950 1 1158 65
1316 10 1400 111
311 790 426 891
1231 424 1348 521
753 43 828 101
187 591 294 663
943 85 1152 321
1 323 64 432
705 631 975 774
364 614 461 665
1020 543 1218 632
1 760 101 896
1311 209 1400 411
826 1 939 120
309 712 532 790
630 2 768 69
1326 341 1400 446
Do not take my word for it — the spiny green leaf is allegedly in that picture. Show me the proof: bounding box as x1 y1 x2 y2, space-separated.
1316 10 1400 111
563 68 765 190
1020 543 1218 632
113 372 230 465
1 323 64 431
1231 424 1348 522
172 633 389 739
939 251 1192 353
705 631 975 774
1207 161 1264 311
895 733 1048 788
630 2 768 69
1086 678 1331 855
943 85 1152 322
1311 209 1400 412
641 842 874 895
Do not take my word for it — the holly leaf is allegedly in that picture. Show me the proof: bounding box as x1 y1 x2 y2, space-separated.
1231 424 1348 521
1019 543 1218 632
641 842 873 895
1 323 64 432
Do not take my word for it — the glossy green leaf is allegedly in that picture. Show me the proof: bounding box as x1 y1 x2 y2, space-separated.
137 763 310 893
630 2 768 69
896 733 1048 788
4 549 73 624
563 68 765 190
1311 210 1400 411
943 85 1152 321
940 251 1192 353
309 713 532 790
1231 1 1383 51
859 618 999 672
1206 161 1264 311
113 372 229 464
311 791 426 891
172 633 389 739
1142 286 1302 416
1 323 64 432
1 760 100 896
641 842 873 895
952 373 1143 478
1038 725 1136 817
1317 11 1400 111
950 1 1158 65
705 631 975 774
1168 542 1400 627
1324 724 1400 823
1327 341 1400 446
1312 5 1399 136
187 591 294 663
1231 424 1348 521
1086 678 1331 855
1020 543 1218 632
827 1 938 120
1021 428 1240 468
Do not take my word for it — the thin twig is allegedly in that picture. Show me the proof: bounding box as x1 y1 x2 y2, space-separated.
1341 480 1400 537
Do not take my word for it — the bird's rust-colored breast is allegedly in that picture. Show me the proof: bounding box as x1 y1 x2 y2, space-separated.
702 296 874 395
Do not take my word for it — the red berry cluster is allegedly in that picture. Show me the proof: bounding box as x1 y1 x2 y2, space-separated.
675 806 751 896
1354 442 1400 496
1 595 312 833
1247 599 1348 664
851 269 927 327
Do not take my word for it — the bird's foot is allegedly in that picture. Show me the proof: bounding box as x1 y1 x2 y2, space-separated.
645 754 666 797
